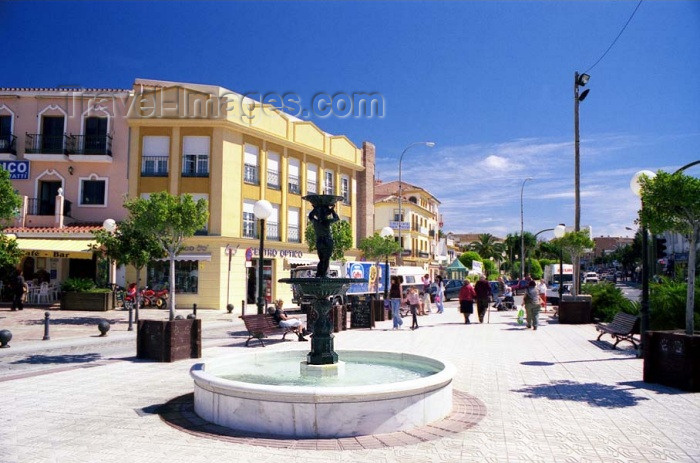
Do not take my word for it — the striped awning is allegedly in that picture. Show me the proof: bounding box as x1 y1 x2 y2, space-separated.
14 238 96 260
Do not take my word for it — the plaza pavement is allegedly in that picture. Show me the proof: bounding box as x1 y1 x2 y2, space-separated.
0 301 699 463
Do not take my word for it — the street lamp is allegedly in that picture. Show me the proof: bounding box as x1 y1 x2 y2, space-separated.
530 227 555 276
254 199 273 314
553 223 566 302
574 71 590 232
397 141 436 265
631 170 655 354
380 226 394 299
520 177 533 279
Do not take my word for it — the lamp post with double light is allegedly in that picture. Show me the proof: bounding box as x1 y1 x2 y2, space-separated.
397 141 436 265
380 226 395 300
631 170 655 354
520 177 533 279
254 200 273 315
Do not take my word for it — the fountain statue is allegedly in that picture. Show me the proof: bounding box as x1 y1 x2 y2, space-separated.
190 194 456 438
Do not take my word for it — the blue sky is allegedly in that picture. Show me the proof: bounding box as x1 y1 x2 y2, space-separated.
2 1 698 240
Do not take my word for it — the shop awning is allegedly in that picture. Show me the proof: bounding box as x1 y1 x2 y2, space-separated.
155 253 211 262
15 238 96 260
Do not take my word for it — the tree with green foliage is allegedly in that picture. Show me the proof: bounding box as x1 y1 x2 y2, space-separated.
125 192 209 320
0 168 23 271
305 219 353 263
638 170 700 335
551 230 594 296
93 218 164 320
357 232 401 297
458 251 482 271
469 234 503 260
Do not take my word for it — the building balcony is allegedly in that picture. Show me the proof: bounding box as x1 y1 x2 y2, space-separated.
244 164 259 185
287 225 300 243
68 134 113 163
141 156 169 177
22 197 72 228
24 134 70 161
0 134 17 158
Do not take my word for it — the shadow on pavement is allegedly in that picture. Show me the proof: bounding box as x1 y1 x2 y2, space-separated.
22 317 122 326
11 352 102 364
512 379 649 408
617 380 687 395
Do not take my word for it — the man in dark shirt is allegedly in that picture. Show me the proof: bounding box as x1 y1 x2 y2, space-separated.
11 271 25 311
269 299 308 341
474 275 492 323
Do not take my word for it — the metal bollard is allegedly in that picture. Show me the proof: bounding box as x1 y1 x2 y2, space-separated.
0 329 12 348
43 311 50 341
241 299 246 316
226 304 234 314
127 305 134 331
97 320 110 336
192 303 197 318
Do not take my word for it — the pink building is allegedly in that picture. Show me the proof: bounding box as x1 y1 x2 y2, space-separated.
1 87 130 286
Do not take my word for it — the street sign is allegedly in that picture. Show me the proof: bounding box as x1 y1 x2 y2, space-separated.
390 221 410 230
0 161 30 180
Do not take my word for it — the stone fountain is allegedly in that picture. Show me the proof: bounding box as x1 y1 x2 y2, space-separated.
190 194 455 438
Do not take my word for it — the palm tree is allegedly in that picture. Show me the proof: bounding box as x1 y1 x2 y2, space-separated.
469 233 503 260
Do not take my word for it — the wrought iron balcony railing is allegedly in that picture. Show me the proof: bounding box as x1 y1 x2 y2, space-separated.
288 175 300 194
25 133 70 154
70 134 113 156
266 222 280 241
141 156 169 177
27 197 71 216
182 154 209 177
307 179 317 194
287 225 300 243
267 169 280 190
244 164 259 185
0 134 17 154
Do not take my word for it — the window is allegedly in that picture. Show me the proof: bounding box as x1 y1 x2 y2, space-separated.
324 170 334 195
182 136 210 177
267 151 280 189
307 163 317 193
79 176 107 206
148 260 198 294
267 204 280 241
288 158 300 194
41 116 65 153
83 117 108 153
189 193 209 235
0 115 13 153
341 175 350 204
287 207 300 242
244 144 259 184
243 200 256 238
142 136 169 176
393 209 404 221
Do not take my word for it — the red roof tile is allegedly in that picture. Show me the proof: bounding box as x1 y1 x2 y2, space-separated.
4 224 104 234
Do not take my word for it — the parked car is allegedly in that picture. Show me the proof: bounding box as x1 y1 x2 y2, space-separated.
429 279 464 301
546 282 572 306
583 272 599 284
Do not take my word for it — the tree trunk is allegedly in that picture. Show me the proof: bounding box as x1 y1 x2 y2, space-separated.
169 252 176 321
686 227 697 335
136 265 142 324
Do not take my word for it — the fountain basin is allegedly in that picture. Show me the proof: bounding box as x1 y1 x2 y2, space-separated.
190 349 455 438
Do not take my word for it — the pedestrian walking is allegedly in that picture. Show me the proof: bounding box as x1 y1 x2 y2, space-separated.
421 290 431 315
434 276 445 314
407 287 421 330
523 280 541 330
536 279 547 312
11 270 26 311
458 278 476 324
389 276 404 330
474 275 492 323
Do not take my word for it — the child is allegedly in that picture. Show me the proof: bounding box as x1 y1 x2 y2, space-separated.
406 287 421 330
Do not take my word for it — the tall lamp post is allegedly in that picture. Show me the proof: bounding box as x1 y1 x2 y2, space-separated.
574 72 590 293
553 224 566 302
380 226 394 299
631 170 656 355
254 200 273 315
520 177 533 279
397 141 436 265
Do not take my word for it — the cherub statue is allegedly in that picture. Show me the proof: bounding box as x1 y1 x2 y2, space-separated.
308 203 339 277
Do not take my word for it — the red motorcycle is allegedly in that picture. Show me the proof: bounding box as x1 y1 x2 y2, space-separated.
141 286 169 309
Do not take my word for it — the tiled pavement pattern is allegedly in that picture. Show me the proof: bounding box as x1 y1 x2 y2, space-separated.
1 301 699 462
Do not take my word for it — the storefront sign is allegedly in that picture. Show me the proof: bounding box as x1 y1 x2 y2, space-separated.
249 247 304 259
22 249 91 259
0 161 30 180
180 244 209 253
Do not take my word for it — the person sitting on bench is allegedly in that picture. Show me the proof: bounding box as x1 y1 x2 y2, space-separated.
271 299 308 341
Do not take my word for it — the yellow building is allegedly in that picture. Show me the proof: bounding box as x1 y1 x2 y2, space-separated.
373 180 440 272
126 79 374 311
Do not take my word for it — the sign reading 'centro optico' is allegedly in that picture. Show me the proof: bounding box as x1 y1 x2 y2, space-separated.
249 247 304 258
0 161 30 180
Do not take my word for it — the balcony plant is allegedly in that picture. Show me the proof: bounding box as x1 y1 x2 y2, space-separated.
60 278 114 311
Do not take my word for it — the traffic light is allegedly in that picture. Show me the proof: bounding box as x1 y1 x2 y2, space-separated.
655 238 667 259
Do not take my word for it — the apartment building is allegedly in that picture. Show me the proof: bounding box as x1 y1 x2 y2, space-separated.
127 79 374 310
1 86 130 283
374 179 440 271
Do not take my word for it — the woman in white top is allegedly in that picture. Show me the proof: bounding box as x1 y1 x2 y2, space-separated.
536 279 547 312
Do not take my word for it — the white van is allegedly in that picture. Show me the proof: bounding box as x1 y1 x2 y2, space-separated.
391 266 428 292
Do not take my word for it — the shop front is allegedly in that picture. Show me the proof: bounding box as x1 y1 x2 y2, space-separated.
13 237 97 284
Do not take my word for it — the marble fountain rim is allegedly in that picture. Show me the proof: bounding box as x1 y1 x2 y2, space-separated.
190 349 455 404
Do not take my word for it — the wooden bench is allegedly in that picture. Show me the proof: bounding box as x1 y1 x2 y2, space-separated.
240 314 295 347
595 312 640 349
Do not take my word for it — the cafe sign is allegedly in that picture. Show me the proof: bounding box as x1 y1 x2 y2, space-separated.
22 249 92 259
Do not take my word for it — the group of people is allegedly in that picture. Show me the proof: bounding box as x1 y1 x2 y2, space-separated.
388 274 445 331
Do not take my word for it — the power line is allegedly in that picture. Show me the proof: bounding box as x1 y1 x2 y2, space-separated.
583 0 644 74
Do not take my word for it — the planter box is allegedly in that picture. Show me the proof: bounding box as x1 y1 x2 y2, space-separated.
644 330 700 392
558 295 592 324
60 291 114 311
137 318 202 362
